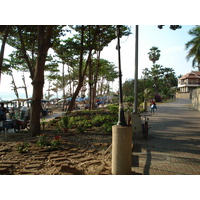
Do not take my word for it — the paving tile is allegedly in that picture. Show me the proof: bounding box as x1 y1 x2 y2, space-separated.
24 164 42 169
20 170 38 175
132 99 200 175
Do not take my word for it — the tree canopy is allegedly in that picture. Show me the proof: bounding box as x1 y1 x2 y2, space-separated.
0 25 131 136
185 25 200 71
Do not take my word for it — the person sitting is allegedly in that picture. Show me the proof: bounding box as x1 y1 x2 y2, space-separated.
0 103 8 132
0 103 8 121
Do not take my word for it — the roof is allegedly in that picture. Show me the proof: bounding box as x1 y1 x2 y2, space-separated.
179 71 200 80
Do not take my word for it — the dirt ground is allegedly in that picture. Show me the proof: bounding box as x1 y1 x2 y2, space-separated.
0 128 112 175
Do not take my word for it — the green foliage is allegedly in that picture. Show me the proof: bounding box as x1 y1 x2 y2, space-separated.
58 110 118 134
185 25 200 70
36 134 48 147
50 136 61 149
124 95 134 103
59 116 69 129
16 142 29 153
122 79 134 96
101 122 116 132
106 104 118 113
91 114 117 126
148 46 161 64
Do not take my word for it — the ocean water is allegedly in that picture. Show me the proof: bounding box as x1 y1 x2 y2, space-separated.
0 91 31 101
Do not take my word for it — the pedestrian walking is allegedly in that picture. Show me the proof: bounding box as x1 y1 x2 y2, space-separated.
150 99 157 113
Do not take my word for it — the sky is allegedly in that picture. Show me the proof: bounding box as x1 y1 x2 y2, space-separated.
0 25 196 100
101 25 195 82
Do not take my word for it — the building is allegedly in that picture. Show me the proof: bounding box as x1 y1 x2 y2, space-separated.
177 71 200 99
178 71 200 93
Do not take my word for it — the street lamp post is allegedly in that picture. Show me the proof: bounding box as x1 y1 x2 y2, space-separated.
116 25 127 126
112 25 132 175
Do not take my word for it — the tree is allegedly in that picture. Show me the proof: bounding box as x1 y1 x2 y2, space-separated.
185 26 200 71
1 25 63 136
56 25 131 111
141 64 177 100
29 26 54 136
148 46 161 64
9 70 20 99
158 25 182 30
0 25 10 83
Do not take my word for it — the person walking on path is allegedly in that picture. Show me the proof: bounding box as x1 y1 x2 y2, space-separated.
150 99 157 113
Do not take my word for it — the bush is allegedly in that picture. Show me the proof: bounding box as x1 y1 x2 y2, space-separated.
106 104 118 113
124 95 134 103
154 94 162 102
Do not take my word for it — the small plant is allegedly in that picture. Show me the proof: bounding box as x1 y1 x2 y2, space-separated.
107 104 118 113
36 134 48 147
16 142 29 153
41 118 46 130
77 126 86 133
50 136 61 149
55 123 62 133
102 122 116 132
59 116 69 128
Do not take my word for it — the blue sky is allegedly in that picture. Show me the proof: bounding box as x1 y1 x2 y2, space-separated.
101 25 195 84
0 25 197 100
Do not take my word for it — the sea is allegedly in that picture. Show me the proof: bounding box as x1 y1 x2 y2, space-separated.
0 91 32 101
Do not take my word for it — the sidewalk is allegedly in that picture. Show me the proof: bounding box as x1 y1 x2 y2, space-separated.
40 110 64 122
132 98 200 175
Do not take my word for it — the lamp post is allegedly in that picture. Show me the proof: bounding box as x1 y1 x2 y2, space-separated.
116 25 127 126
112 25 132 175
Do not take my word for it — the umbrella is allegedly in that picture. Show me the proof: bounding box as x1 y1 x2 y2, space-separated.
26 99 49 103
76 97 85 102
0 100 12 104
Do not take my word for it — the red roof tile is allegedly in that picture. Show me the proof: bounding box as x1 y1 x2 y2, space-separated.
179 71 200 80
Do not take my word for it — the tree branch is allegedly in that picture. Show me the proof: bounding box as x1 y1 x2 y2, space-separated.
17 25 35 80
0 25 10 83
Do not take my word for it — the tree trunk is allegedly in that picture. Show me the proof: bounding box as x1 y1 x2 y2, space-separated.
92 50 101 109
89 55 93 110
22 73 28 98
67 26 85 112
67 25 99 112
10 72 20 99
0 25 10 83
30 25 53 137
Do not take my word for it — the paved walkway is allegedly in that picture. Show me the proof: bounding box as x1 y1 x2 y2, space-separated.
132 98 200 175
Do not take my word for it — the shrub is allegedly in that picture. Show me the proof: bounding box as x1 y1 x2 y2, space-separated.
106 104 118 113
50 136 61 149
154 94 162 102
36 134 49 147
16 142 29 153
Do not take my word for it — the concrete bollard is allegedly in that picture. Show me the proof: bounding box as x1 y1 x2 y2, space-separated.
131 113 143 139
112 125 132 175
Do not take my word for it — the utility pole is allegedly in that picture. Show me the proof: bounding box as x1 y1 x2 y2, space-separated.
131 25 143 139
133 25 139 113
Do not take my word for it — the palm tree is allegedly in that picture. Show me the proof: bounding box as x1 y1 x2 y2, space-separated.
185 26 200 71
148 46 161 64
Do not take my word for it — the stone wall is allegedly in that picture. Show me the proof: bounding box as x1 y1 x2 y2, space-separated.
176 92 191 99
191 88 200 111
